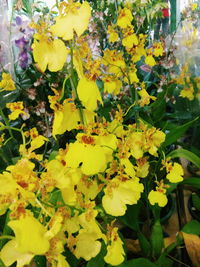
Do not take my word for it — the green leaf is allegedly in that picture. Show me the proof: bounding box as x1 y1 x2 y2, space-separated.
181 178 200 189
182 220 200 235
119 203 141 231
150 220 164 259
192 193 200 211
34 256 46 267
0 90 20 109
117 258 157 267
86 242 106 267
138 231 151 257
163 117 199 147
167 149 200 169
156 254 173 267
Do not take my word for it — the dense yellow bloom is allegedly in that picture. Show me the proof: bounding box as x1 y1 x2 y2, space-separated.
6 102 26 120
32 37 69 72
107 25 119 43
8 213 50 254
102 178 144 216
148 190 168 207
117 8 133 28
103 49 126 77
166 162 184 183
77 77 102 111
51 2 91 40
104 227 125 266
0 73 16 92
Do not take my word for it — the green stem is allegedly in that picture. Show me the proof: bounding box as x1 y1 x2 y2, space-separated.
0 236 14 240
0 108 13 138
69 40 85 125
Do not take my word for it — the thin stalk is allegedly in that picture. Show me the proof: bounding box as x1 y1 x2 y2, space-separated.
69 40 85 125
0 108 14 138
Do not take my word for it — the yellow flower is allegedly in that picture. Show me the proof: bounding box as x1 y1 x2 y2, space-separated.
32 37 69 72
104 227 125 266
0 73 16 92
120 158 136 178
64 135 108 175
136 157 149 178
117 8 133 28
166 162 184 183
6 102 26 120
127 66 139 84
52 101 80 136
144 127 166 156
77 77 102 111
145 55 156 66
107 25 119 43
138 88 156 107
74 230 101 261
192 3 198 10
51 2 91 40
57 254 70 267
122 27 138 48
129 132 144 159
180 85 194 101
0 172 18 215
30 135 48 151
153 42 164 57
8 213 50 254
103 75 122 95
148 190 168 207
0 239 34 267
102 178 144 216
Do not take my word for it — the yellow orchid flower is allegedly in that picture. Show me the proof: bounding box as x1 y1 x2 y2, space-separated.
0 73 16 92
77 77 102 111
8 213 50 255
117 8 133 28
104 227 125 266
74 230 101 261
51 2 91 40
0 240 34 267
6 102 27 120
102 178 144 216
148 190 168 207
32 37 69 72
166 162 184 183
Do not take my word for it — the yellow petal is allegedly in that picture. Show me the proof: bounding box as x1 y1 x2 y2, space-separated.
32 38 69 72
77 77 102 111
8 214 50 254
74 230 101 261
51 2 91 40
0 240 33 267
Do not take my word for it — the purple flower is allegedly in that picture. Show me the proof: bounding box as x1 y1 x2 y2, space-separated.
16 16 22 26
15 37 28 49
